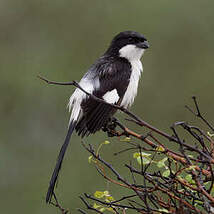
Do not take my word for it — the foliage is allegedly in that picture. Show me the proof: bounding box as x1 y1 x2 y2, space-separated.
41 78 214 213
78 97 214 214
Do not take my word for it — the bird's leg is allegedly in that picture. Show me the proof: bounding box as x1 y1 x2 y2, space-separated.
108 117 118 130
102 118 117 137
102 117 125 137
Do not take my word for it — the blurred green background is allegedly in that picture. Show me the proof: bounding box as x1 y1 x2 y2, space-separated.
0 0 214 213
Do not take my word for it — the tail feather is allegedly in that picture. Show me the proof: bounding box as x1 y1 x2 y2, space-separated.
46 121 76 203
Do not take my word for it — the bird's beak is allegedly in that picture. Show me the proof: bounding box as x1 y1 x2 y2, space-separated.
136 40 150 49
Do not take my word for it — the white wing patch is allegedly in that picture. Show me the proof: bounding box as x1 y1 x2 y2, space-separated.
68 77 100 122
103 89 119 104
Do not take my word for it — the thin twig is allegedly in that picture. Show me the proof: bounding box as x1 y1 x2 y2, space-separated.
185 96 214 132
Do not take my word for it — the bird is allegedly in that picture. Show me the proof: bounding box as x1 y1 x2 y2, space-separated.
46 31 149 203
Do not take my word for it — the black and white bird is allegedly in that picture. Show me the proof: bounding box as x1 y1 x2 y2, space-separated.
46 31 149 203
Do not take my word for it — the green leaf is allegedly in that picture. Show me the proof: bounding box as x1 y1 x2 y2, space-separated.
157 157 168 168
105 195 114 202
133 152 151 158
99 207 106 212
103 140 110 144
185 174 193 183
106 207 115 213
93 203 101 209
162 169 170 177
88 155 93 163
103 190 110 196
208 131 214 137
94 191 105 198
194 200 203 205
210 184 214 196
185 165 197 171
133 152 139 158
133 152 152 165
204 182 210 189
120 137 131 142
156 146 165 152
158 208 169 213
179 188 185 193
136 156 151 165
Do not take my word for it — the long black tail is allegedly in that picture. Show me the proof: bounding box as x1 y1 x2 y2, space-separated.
46 120 76 203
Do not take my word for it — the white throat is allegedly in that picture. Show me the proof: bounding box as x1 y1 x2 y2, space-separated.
119 44 145 61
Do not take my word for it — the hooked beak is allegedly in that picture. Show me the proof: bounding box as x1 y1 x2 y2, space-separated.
136 40 150 49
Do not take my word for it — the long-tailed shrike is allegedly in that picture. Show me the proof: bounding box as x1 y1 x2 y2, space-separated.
46 31 149 203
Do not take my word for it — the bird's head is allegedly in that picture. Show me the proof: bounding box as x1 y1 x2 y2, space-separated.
106 31 149 61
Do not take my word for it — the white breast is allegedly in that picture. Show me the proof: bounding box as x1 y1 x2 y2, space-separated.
119 44 144 108
121 59 143 108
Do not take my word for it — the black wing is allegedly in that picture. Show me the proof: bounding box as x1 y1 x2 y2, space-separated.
76 57 131 137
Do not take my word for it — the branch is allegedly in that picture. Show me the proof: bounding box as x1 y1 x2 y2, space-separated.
38 75 179 142
185 96 214 132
